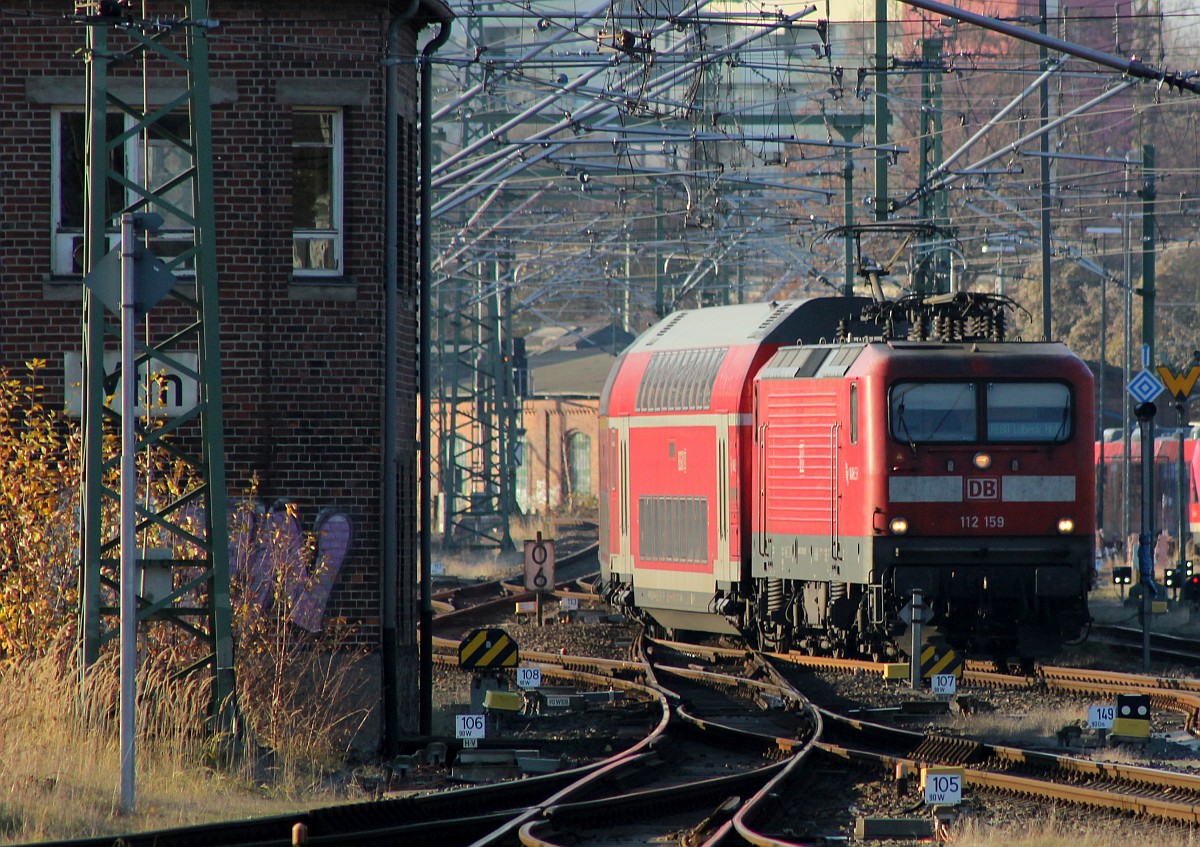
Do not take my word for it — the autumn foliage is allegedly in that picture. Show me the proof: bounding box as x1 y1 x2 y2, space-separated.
0 360 80 658
0 362 369 777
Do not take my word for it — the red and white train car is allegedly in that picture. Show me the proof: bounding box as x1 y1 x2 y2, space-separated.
600 296 1095 661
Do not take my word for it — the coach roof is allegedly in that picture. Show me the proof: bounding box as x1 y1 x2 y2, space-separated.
627 297 877 353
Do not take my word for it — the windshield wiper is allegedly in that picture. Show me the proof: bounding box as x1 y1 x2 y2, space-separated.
1054 397 1070 440
896 400 917 453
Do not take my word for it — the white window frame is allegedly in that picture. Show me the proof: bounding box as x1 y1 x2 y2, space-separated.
51 107 195 278
51 108 125 277
291 108 344 278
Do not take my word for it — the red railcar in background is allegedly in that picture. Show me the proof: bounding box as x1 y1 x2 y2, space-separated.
600 295 1095 662
1095 436 1199 557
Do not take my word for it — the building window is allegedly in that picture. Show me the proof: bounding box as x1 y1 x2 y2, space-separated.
568 432 592 496
52 109 195 277
292 109 343 276
515 438 532 513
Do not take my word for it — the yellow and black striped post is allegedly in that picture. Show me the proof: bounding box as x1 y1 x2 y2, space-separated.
920 644 964 680
458 628 520 669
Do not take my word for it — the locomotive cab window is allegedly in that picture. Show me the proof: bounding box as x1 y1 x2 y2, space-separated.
890 382 977 442
986 382 1071 442
889 380 1073 445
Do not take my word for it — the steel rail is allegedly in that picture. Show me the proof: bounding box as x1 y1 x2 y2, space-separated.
517 639 821 847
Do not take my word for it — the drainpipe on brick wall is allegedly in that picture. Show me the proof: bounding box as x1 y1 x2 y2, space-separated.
383 0 420 759
419 9 453 740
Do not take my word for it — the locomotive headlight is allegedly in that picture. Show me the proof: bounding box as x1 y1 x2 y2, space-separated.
972 452 992 470
1057 518 1075 534
889 517 909 535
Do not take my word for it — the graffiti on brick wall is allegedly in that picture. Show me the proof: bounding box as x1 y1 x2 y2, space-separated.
231 500 352 633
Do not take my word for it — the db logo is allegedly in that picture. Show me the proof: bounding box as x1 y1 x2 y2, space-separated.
966 478 999 500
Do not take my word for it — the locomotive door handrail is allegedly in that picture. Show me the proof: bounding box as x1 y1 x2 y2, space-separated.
831 422 842 561
757 422 768 557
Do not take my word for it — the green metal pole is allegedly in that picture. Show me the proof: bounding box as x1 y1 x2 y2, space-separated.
874 0 889 221
1039 0 1053 338
1142 144 1156 375
843 146 854 296
80 20 108 671
654 190 666 318
916 37 943 294
189 0 238 731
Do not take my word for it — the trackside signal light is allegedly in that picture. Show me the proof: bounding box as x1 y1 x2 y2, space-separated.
1112 566 1132 585
1057 518 1074 534
889 517 909 535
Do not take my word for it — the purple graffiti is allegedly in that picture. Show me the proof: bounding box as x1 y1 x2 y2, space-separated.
290 509 352 632
230 500 351 632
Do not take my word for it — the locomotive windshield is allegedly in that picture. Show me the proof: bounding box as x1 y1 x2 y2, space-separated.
985 382 1071 441
890 381 1071 444
890 382 977 442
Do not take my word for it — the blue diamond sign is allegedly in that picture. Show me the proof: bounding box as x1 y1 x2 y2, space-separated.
1127 369 1166 404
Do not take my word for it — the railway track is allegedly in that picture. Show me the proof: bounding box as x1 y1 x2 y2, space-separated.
517 643 816 847
1091 622 1200 663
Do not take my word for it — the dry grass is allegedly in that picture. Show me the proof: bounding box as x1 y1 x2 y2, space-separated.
432 544 524 580
431 512 590 581
954 812 1200 846
0 641 346 844
945 705 1088 748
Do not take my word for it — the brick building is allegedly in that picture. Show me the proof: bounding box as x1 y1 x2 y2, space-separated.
514 331 631 515
0 0 451 738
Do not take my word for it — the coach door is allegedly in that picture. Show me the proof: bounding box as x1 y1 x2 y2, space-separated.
613 417 632 574
715 419 733 582
755 385 769 558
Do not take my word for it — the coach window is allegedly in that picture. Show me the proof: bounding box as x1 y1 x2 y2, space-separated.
52 110 194 277
986 382 1071 442
515 438 532 513
292 109 343 276
890 382 977 443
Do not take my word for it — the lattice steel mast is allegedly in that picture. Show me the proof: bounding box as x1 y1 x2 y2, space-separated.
77 0 235 727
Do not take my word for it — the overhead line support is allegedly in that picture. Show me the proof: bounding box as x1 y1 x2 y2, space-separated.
898 0 1200 94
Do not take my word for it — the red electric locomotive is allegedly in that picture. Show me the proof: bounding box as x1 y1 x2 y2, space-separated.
599 294 1095 662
